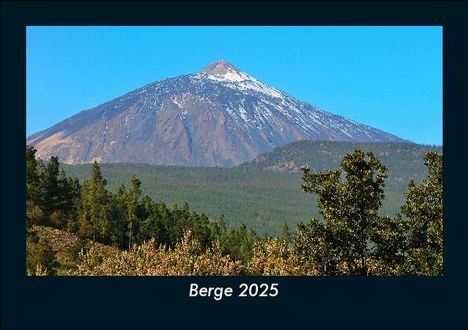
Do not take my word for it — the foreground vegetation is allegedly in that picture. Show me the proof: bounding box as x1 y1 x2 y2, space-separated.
26 145 443 276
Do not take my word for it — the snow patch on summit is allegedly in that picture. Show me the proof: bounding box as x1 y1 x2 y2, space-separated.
205 69 251 82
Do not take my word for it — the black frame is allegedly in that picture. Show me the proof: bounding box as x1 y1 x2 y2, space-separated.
2 1 467 329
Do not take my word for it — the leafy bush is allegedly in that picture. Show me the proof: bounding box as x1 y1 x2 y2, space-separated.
73 231 243 276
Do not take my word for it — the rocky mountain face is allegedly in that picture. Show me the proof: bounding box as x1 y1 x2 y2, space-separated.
27 60 406 166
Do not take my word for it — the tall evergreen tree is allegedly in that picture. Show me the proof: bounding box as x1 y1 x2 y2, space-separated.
402 151 443 275
26 234 59 275
110 184 129 248
210 215 227 241
41 156 61 215
280 223 290 242
297 149 389 275
370 214 408 274
63 175 81 232
26 146 44 226
79 161 111 242
126 176 142 248
26 146 40 202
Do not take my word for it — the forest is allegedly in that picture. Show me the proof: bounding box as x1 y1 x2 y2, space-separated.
61 141 441 236
26 145 443 276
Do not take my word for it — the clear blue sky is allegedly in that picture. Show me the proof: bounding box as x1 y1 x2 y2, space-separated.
27 26 442 145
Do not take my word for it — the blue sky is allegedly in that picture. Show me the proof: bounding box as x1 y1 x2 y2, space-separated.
26 26 442 145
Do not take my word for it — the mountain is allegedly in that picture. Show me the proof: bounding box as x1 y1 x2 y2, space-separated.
27 60 407 166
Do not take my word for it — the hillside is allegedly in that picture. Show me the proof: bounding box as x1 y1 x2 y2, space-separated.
29 225 119 275
62 141 440 236
238 141 442 191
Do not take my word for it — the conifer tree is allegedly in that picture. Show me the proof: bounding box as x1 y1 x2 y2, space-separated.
370 214 408 274
280 223 290 242
126 176 142 248
297 149 388 275
26 146 40 202
139 197 166 245
63 175 81 232
211 215 227 240
26 146 44 226
26 234 59 275
79 161 111 242
41 156 61 215
402 151 443 275
110 184 130 248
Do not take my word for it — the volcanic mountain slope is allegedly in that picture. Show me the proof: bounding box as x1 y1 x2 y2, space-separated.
27 60 406 166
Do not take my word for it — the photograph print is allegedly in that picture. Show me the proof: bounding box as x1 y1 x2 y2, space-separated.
25 26 442 276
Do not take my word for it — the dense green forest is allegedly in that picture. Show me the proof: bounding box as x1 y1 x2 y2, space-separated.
62 163 314 236
239 141 441 185
61 142 441 236
26 144 443 276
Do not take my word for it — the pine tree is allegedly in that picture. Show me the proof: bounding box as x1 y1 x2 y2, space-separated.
64 176 81 232
26 234 59 275
126 176 142 249
78 216 94 239
110 184 129 248
297 149 389 275
78 161 111 242
402 151 443 275
41 156 61 215
211 215 227 241
26 146 44 226
26 146 40 202
370 214 408 274
280 223 290 242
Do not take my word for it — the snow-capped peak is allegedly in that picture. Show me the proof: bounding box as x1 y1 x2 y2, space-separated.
199 60 252 82
195 60 284 99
